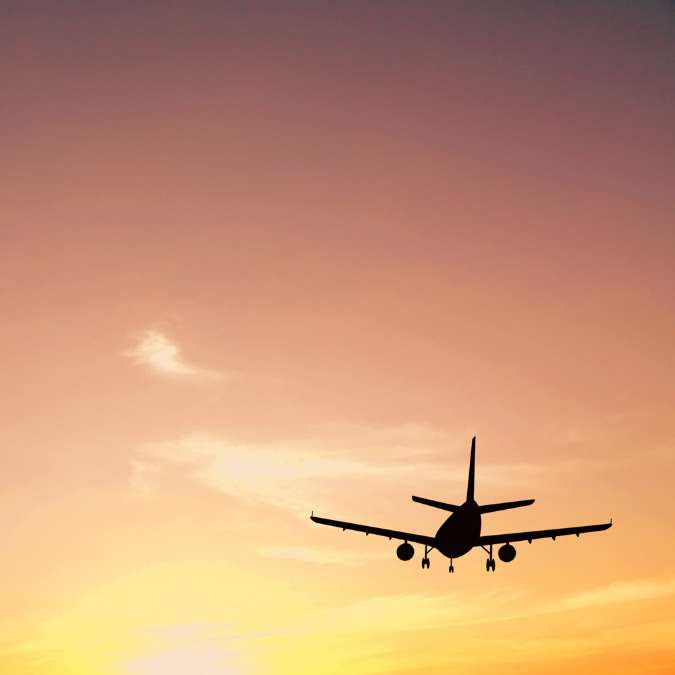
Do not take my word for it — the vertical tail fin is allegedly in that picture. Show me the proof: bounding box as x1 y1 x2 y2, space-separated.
466 436 476 502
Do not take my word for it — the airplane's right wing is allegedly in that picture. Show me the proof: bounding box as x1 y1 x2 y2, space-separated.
310 514 436 547
478 520 612 546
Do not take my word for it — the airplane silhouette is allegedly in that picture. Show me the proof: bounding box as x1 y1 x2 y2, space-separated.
311 436 612 572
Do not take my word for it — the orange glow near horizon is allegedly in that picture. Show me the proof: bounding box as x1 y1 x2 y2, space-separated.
2 3 675 674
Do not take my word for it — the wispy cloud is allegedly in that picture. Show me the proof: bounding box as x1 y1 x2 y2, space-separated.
259 545 384 566
129 429 608 515
547 576 675 613
125 331 223 380
315 421 453 446
131 432 438 513
293 575 675 638
122 623 238 675
128 459 161 498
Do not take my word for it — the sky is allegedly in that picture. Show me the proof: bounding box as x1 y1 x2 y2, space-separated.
2 1 675 673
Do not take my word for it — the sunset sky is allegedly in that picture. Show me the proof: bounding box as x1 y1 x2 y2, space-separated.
2 2 675 674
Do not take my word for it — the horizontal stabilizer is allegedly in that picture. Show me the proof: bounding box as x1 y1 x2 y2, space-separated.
479 499 535 513
411 496 461 512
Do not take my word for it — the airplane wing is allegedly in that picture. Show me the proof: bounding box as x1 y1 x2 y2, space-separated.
478 520 612 546
310 514 436 547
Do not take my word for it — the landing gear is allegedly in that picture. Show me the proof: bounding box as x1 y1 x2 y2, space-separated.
481 543 496 572
448 559 454 573
421 544 433 569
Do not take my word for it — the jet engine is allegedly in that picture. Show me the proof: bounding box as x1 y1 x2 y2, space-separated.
396 542 414 561
498 543 516 562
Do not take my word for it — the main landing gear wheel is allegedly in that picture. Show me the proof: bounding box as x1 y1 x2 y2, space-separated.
421 544 433 570
482 544 496 572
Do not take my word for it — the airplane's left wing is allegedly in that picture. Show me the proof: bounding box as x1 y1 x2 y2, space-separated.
478 520 612 546
310 514 436 547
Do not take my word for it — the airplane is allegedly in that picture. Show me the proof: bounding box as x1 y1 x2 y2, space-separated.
310 436 612 572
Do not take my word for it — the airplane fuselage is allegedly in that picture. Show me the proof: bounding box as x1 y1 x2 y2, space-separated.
434 500 481 558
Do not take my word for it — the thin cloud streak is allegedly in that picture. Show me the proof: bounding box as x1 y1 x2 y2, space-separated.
259 545 384 566
550 576 675 613
125 331 224 381
129 430 612 516
292 575 675 637
131 432 442 513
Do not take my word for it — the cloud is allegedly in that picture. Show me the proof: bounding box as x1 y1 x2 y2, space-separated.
292 575 675 640
122 625 238 675
128 459 161 498
315 421 453 446
131 432 437 513
129 428 603 516
258 545 384 566
547 576 675 613
125 331 223 380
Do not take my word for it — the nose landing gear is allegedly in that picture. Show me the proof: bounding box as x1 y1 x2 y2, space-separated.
448 559 454 573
